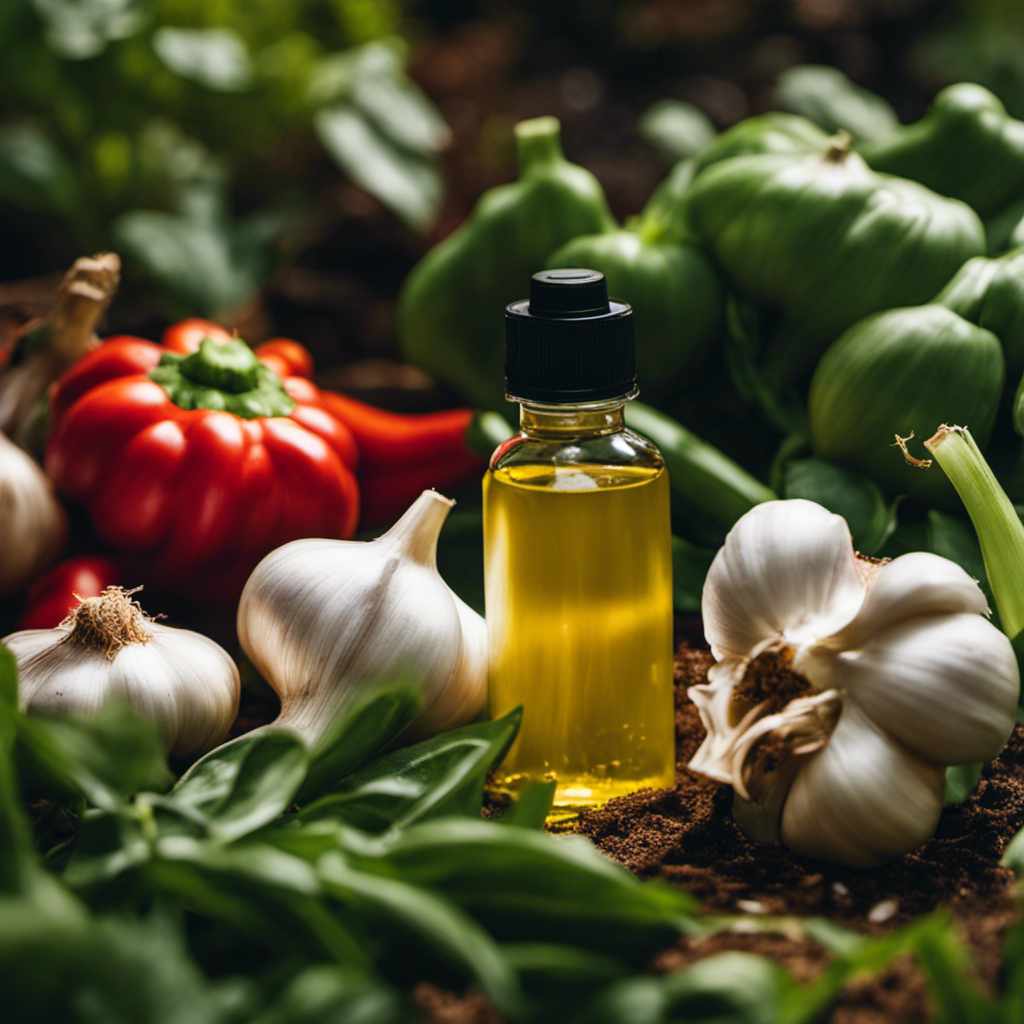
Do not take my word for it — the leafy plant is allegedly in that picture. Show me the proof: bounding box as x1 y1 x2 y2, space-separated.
0 0 447 314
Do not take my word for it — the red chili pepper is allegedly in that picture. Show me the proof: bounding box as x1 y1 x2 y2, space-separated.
17 555 121 630
316 390 486 527
47 334 359 599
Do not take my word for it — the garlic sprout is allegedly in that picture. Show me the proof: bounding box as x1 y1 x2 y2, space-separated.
4 587 239 758
689 499 1019 868
237 489 487 746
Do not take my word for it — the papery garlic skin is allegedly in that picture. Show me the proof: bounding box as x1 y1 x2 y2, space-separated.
690 499 1019 868
0 430 66 595
237 489 487 746
4 591 239 757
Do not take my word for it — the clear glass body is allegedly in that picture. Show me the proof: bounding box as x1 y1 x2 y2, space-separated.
483 396 676 821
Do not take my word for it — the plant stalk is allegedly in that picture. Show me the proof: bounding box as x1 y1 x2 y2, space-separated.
924 424 1024 643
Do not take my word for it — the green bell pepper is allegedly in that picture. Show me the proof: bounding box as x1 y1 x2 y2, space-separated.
860 83 1024 221
685 134 986 391
544 164 723 407
808 305 1004 504
397 117 615 413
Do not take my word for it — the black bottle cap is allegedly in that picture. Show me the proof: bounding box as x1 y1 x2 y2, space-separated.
504 269 635 402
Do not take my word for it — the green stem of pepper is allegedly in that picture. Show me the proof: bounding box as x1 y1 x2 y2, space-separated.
149 338 296 419
924 424 1024 644
515 116 564 176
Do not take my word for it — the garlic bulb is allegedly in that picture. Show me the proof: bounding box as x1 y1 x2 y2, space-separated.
689 499 1019 868
4 587 240 757
237 489 487 746
0 429 66 595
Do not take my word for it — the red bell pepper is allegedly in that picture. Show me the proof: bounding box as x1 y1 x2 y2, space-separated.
18 555 121 630
47 333 359 598
132 319 488 529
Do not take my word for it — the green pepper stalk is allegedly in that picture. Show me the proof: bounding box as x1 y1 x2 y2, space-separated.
924 424 1024 646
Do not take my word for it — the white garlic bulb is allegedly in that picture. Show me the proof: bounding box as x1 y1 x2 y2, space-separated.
237 489 487 746
4 587 240 757
0 429 66 595
689 499 1019 868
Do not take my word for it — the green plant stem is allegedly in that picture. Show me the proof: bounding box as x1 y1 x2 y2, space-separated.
925 423 1024 642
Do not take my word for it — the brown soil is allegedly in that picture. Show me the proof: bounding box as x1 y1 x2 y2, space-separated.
423 631 1024 1023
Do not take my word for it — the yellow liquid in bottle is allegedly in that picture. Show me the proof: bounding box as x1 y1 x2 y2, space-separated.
483 462 675 820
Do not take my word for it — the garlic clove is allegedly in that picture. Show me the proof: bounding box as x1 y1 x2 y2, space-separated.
780 701 946 868
0 430 67 595
819 551 990 650
6 588 239 757
702 500 865 661
237 489 487 746
796 612 1019 766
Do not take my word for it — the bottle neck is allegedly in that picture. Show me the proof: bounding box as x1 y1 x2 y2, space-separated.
517 393 634 439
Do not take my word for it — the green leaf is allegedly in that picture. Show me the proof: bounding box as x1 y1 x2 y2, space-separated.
318 851 522 1018
113 203 270 318
782 457 897 554
0 899 233 1024
367 818 693 959
31 0 145 60
150 838 370 967
17 700 172 810
298 679 422 804
171 729 309 842
298 708 522 834
0 644 17 746
247 965 404 1024
944 762 983 805
0 124 78 214
496 780 556 829
152 28 254 92
350 70 451 157
639 100 717 160
315 106 441 232
776 65 898 141
671 535 715 614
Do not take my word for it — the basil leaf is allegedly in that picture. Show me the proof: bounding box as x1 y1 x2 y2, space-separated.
368 819 693 958
299 708 522 833
496 780 556 830
318 851 522 1018
297 679 422 804
171 729 309 842
247 965 404 1024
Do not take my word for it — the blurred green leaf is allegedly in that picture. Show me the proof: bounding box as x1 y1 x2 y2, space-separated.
639 100 717 161
17 700 172 810
318 850 523 1018
247 965 406 1024
32 0 146 59
0 124 78 214
776 65 898 141
315 106 441 231
944 762 983 805
112 180 290 316
496 780 556 829
367 818 693 958
171 729 309 842
0 901 235 1024
671 535 715 614
782 457 897 554
153 28 255 92
298 708 522 833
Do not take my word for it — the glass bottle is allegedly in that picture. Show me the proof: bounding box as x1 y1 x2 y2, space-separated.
483 269 675 822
